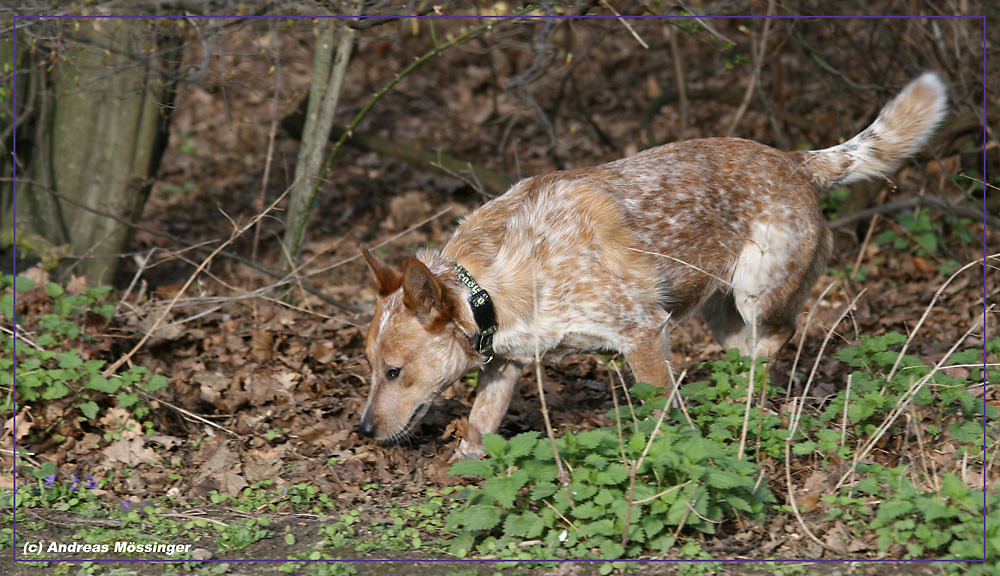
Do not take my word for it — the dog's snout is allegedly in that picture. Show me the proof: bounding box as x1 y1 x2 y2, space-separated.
359 413 376 438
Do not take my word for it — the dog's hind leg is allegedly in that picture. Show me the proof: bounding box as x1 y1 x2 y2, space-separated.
622 310 672 390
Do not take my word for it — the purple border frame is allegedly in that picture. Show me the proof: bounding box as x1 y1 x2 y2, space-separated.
8 9 990 567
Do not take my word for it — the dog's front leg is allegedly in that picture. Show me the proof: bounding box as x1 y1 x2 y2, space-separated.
455 359 524 460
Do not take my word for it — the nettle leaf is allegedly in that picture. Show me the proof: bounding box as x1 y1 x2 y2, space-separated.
704 469 750 490
506 432 539 460
792 441 817 456
593 489 618 507
530 481 557 500
596 463 629 486
599 538 625 560
85 374 122 394
533 439 555 461
875 498 913 523
44 282 64 298
482 469 529 508
576 429 614 450
915 497 958 523
116 393 139 410
454 504 501 531
482 434 507 459
143 374 168 393
678 436 726 463
940 473 967 500
449 459 496 478
56 351 83 370
642 516 664 539
42 381 69 400
78 400 99 420
583 453 610 470
503 511 544 538
572 501 601 520
521 459 557 484
725 494 753 513
666 493 690 525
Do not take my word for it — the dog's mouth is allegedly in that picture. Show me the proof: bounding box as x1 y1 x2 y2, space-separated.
375 401 430 444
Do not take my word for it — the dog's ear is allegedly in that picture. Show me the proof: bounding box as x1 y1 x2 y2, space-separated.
362 247 402 296
402 258 452 325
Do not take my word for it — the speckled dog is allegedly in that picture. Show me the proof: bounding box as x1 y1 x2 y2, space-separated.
359 73 947 459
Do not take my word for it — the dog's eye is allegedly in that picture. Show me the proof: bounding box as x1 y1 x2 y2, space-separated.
385 367 401 380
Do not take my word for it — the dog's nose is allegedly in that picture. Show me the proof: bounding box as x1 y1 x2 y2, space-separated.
359 415 376 438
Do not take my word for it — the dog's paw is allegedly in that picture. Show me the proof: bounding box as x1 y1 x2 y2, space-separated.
451 439 485 461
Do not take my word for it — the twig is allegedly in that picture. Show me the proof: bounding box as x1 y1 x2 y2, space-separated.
531 260 572 500
828 193 999 231
886 255 996 382
665 23 688 140
784 399 846 555
601 0 648 49
102 190 289 378
836 310 988 490
725 0 775 138
787 290 868 441
291 12 526 270
786 281 838 401
252 18 282 263
132 387 236 437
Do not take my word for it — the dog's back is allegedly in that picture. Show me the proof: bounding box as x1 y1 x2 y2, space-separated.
361 73 948 458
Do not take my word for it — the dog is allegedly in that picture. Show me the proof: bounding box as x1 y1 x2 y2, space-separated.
359 73 947 459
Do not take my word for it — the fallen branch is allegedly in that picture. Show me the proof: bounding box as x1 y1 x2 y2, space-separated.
829 194 998 230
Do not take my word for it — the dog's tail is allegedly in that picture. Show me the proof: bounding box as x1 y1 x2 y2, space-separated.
801 72 948 188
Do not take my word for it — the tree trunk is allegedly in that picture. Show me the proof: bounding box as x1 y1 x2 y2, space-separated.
2 18 178 285
281 12 357 273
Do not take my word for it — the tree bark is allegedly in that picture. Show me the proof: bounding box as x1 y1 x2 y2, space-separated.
2 18 178 285
281 13 357 273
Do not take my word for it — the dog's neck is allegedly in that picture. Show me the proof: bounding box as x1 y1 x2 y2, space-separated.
450 259 497 359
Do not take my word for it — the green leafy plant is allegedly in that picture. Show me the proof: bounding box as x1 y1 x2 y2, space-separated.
0 274 168 433
680 350 789 459
445 382 775 561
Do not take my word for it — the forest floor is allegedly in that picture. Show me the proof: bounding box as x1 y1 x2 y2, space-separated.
2 11 996 576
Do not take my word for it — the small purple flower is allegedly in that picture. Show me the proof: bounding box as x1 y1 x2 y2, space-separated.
43 474 56 489
123 500 130 510
86 475 96 489
69 473 79 491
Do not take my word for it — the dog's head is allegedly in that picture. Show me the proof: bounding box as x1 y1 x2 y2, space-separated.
358 248 478 443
